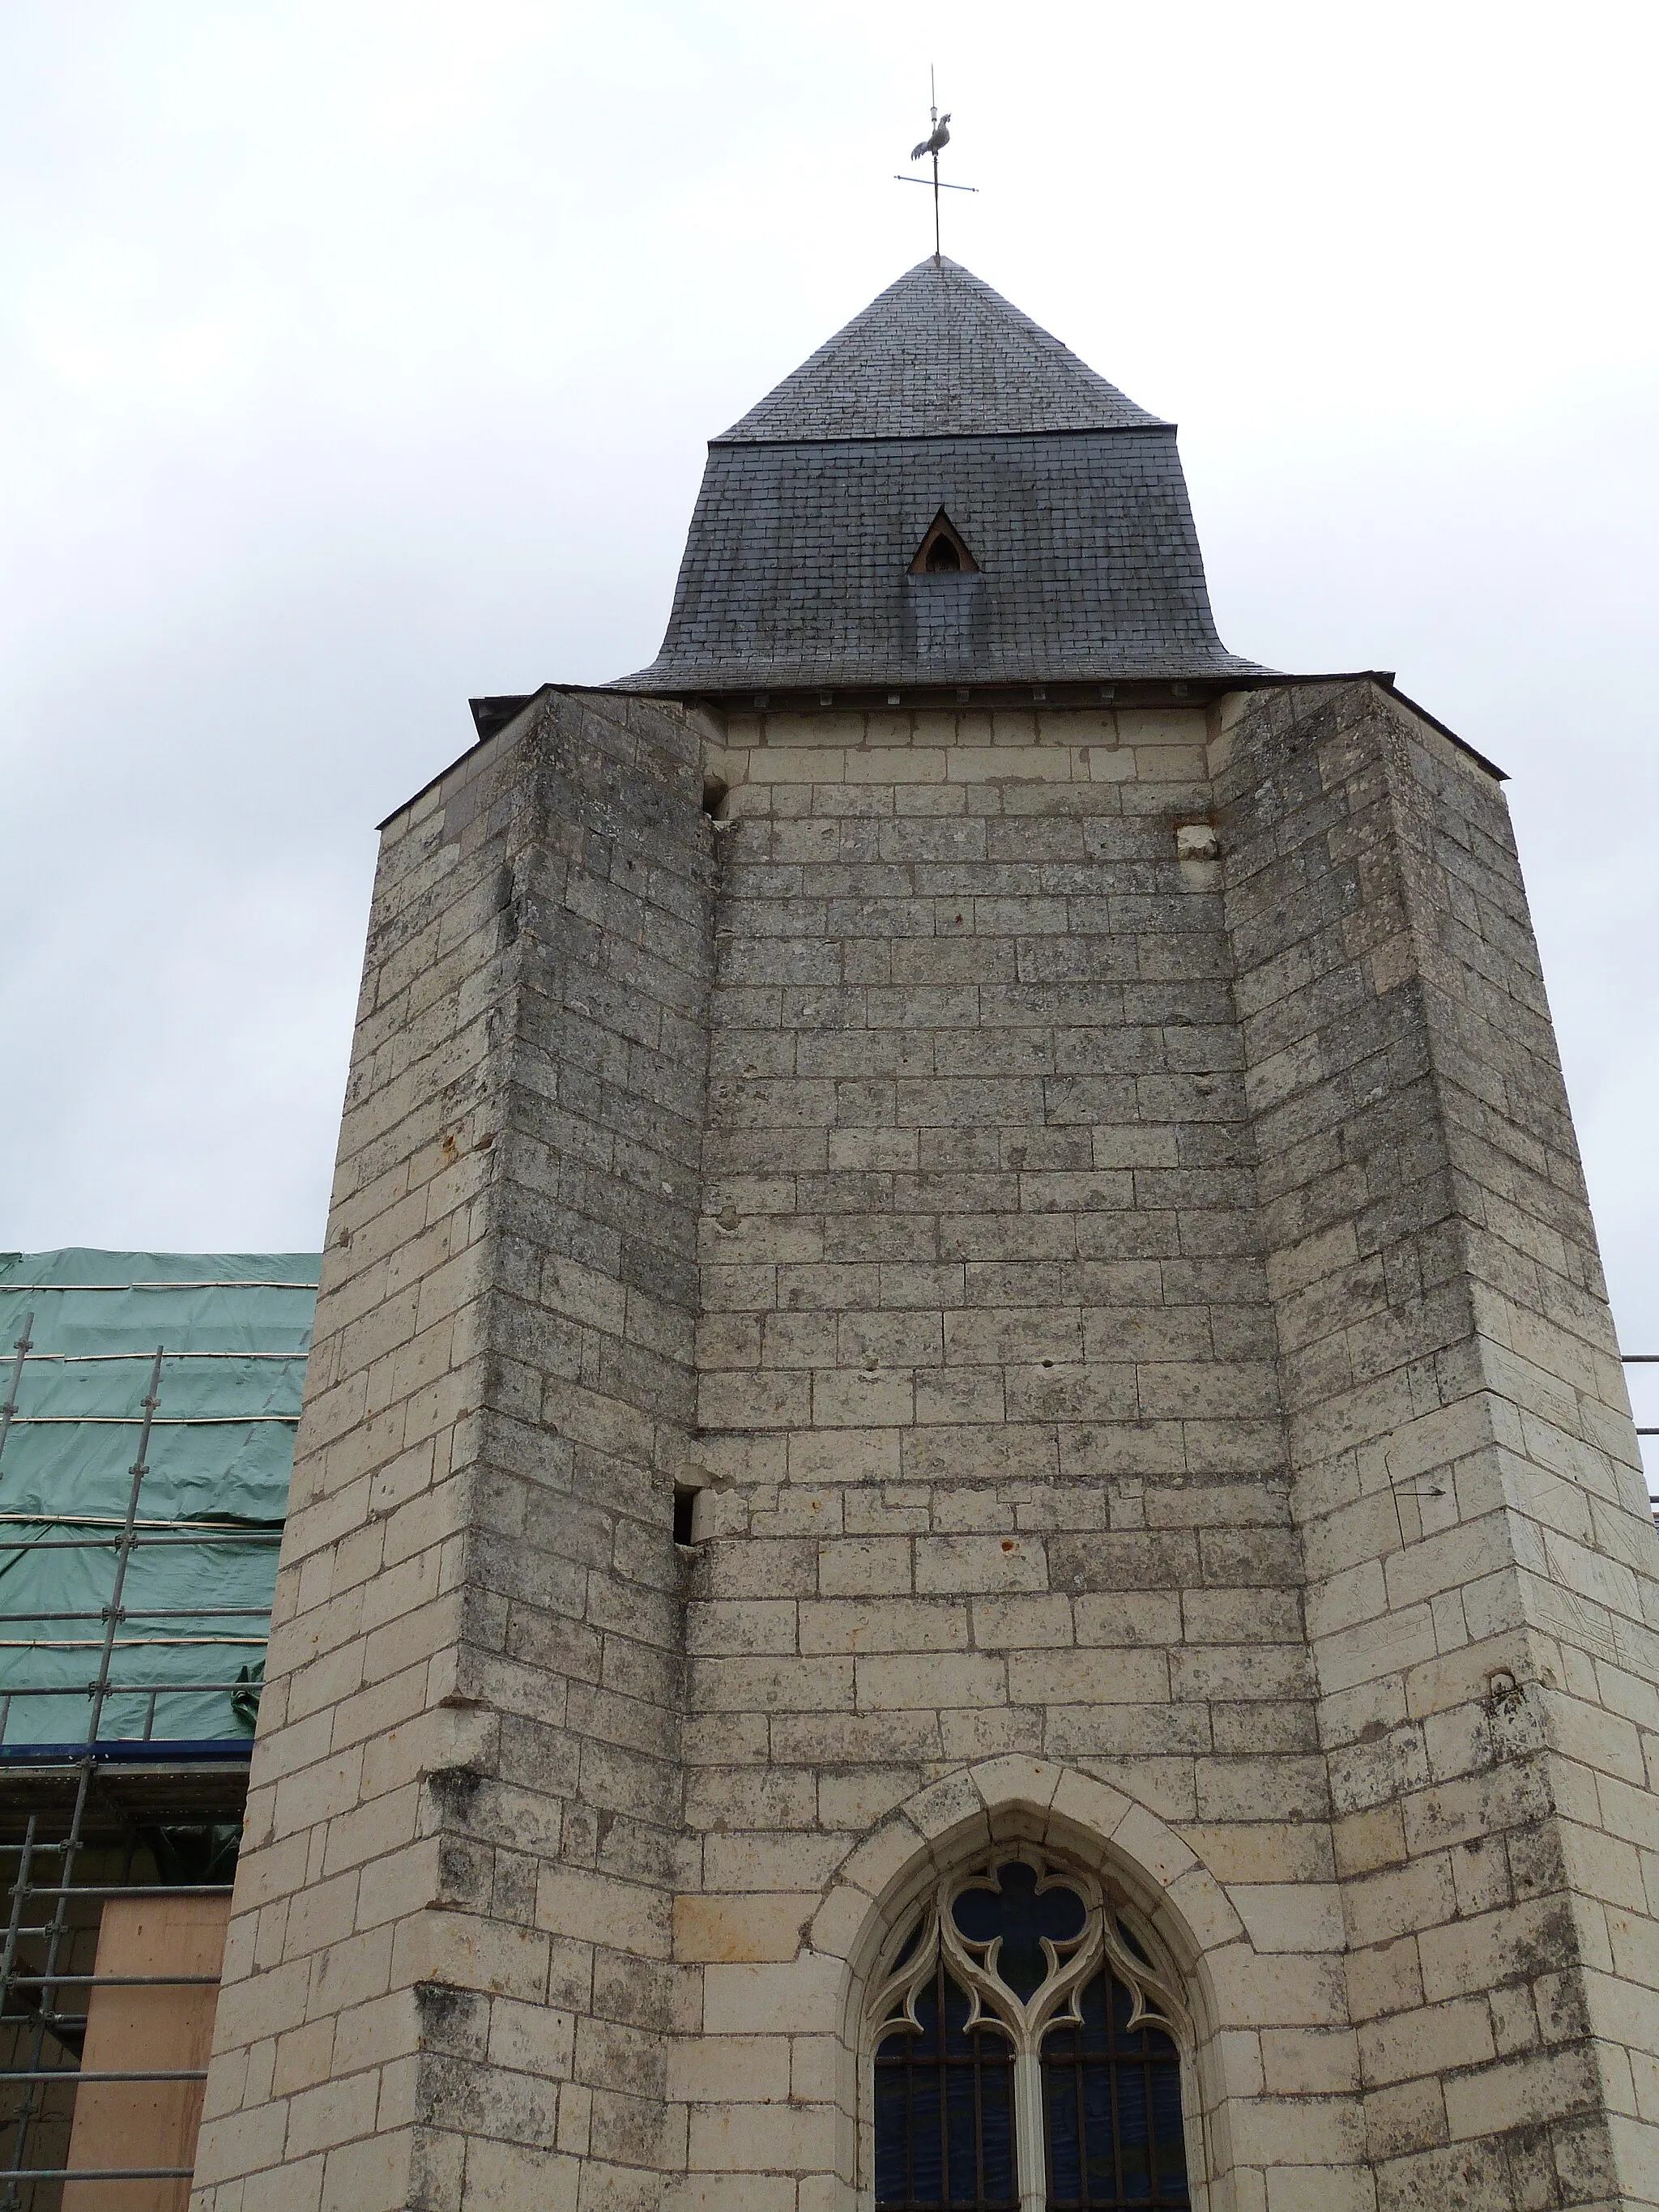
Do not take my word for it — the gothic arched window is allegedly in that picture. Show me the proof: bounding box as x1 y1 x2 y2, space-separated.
869 1851 1191 2210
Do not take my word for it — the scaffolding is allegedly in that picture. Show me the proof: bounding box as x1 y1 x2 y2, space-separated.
0 1259 313 2207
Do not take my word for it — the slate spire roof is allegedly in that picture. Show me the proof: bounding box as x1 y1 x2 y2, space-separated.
719 258 1165 442
619 257 1266 693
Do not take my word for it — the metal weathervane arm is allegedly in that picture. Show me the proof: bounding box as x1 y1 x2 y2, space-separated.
893 68 977 263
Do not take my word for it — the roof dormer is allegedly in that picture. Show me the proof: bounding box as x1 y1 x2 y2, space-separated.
911 510 979 576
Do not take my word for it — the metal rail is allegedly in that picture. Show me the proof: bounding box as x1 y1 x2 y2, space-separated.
0 1515 279 1528
8 1417 296 1429
0 1281 313 1293
0 1537 278 1554
0 1641 267 1654
1623 1355 1659 1436
0 1978 186 2001
17 1352 303 1364
0 2072 207 2084
3 2169 196 2182
0 1609 271 1622
13 1887 230 1903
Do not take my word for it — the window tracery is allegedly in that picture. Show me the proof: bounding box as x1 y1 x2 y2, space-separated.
868 1848 1191 2211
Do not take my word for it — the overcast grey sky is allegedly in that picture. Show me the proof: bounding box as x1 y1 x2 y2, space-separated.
3 1 1657 1427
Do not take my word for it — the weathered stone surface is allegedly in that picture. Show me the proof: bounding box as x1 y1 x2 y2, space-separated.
192 688 714 2211
196 684 1659 2212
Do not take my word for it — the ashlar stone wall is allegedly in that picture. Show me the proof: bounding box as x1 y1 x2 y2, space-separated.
1217 684 1659 2210
191 686 717 2212
674 694 1659 2212
194 683 1659 2212
680 704 1337 2211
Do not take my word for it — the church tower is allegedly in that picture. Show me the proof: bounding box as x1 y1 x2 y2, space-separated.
190 261 1659 2212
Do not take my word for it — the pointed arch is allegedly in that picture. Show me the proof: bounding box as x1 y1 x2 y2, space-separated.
811 1759 1238 2211
868 1844 1192 2210
812 1758 1235 2003
910 508 979 575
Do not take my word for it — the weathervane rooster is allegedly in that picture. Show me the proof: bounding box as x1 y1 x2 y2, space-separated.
911 112 951 162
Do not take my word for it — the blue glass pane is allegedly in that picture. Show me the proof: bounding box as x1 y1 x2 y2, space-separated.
1152 2065 1188 2193
1042 1971 1189 2208
979 2052 1016 2202
946 2058 979 2202
911 2067 943 2201
1084 2061 1118 2198
874 1965 1017 2210
909 1976 942 2057
1116 2060 1151 2199
942 1970 977 2056
875 2059 914 2201
892 1917 924 1971
1115 1916 1154 1969
1046 2050 1082 2200
1111 1974 1137 2045
952 1861 1086 2000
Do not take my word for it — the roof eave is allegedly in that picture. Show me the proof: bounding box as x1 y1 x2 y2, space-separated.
709 420 1177 450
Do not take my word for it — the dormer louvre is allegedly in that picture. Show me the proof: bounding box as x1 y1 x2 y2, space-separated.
911 510 979 577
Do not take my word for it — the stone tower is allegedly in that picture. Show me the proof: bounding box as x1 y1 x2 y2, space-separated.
190 259 1659 2212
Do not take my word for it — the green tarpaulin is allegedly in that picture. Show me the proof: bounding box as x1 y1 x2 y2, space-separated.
0 1250 318 1752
